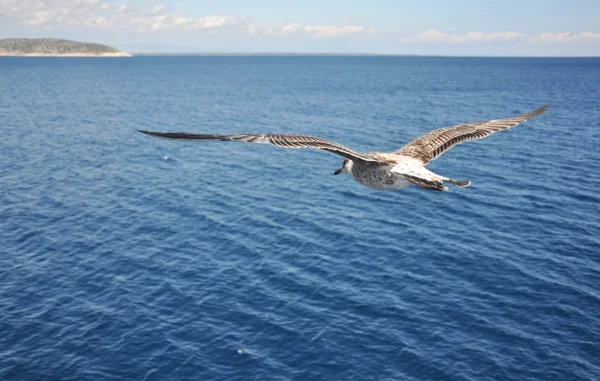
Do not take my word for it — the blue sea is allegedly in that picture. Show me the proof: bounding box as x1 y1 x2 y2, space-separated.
1 56 599 381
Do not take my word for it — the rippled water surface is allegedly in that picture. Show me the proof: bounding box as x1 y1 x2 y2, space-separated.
1 56 600 381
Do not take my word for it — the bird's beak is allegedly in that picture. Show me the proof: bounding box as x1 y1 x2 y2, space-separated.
334 166 344 175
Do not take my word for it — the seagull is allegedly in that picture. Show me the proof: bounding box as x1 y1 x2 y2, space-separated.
139 105 549 192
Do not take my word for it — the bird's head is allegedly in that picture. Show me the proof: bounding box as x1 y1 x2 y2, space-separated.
334 158 353 176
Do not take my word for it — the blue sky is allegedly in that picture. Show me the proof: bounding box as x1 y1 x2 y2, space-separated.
1 0 599 55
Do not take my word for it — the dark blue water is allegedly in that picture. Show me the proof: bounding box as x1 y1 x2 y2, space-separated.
1 56 599 381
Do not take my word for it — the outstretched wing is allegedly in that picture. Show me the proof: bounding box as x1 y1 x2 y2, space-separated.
138 131 378 163
395 105 550 165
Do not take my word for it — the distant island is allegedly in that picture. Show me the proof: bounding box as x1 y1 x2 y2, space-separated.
0 38 131 57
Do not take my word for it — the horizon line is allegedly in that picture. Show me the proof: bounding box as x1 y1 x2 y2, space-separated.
130 52 600 58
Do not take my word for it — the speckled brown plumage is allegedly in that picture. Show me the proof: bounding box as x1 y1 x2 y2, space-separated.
395 105 550 164
137 132 378 163
139 105 550 191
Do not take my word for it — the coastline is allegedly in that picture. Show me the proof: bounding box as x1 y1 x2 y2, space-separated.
0 51 132 57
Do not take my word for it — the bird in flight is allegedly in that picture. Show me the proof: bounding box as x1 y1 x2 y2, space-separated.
139 105 549 192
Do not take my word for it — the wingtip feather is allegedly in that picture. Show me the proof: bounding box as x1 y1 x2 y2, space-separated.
138 130 178 139
535 104 551 115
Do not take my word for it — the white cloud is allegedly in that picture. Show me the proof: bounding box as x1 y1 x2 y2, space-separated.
243 23 364 38
0 0 365 38
301 25 364 38
26 11 50 26
534 32 600 43
150 5 167 15
184 15 245 31
401 29 526 43
3 2 598 46
401 29 600 44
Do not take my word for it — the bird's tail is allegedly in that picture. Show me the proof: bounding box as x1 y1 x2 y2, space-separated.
447 178 471 187
404 174 449 191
